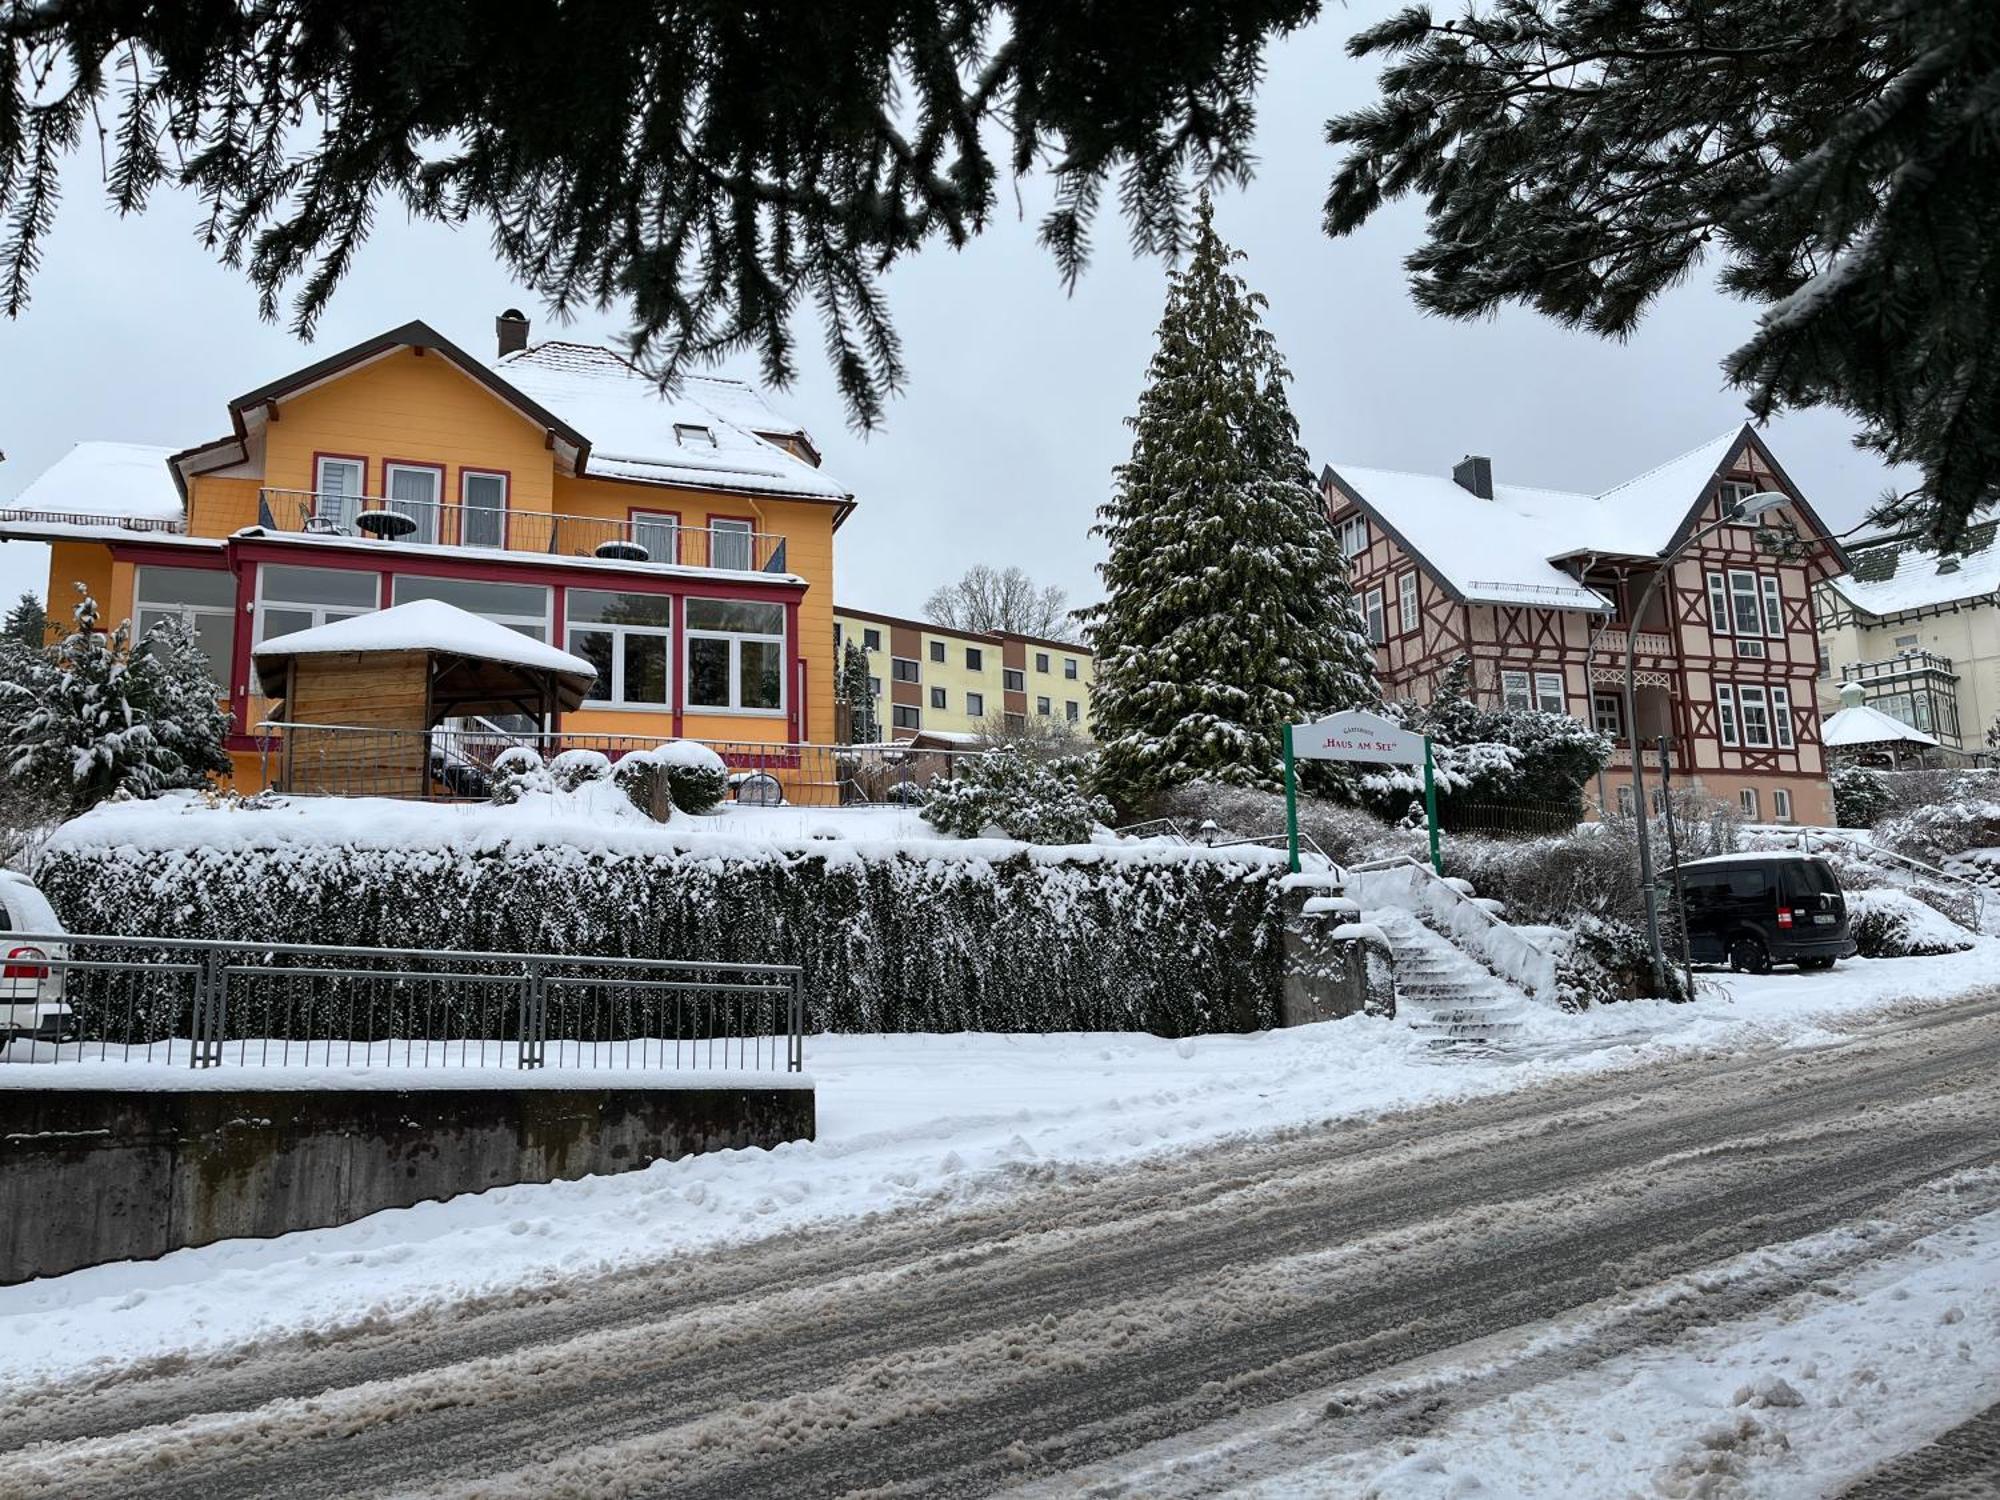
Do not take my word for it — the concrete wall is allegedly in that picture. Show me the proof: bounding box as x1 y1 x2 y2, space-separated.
0 1082 813 1284
1280 887 1396 1026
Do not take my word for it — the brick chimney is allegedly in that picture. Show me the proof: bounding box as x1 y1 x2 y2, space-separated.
1452 455 1493 499
495 308 530 358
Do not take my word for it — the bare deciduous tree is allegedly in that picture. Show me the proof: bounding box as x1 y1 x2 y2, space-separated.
924 566 1075 640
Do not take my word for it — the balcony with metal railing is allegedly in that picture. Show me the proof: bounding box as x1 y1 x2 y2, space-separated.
1842 649 1957 684
256 489 787 573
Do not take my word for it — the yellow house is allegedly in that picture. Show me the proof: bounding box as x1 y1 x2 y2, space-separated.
0 315 855 789
833 606 1094 739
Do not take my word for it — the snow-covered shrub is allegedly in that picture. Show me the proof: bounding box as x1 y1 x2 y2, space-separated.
1831 764 1891 828
1552 914 1687 1009
924 747 1112 844
610 750 673 822
1847 888 1975 958
1872 767 2000 821
549 748 612 792
1443 830 1646 929
652 740 728 815
488 747 552 806
35 811 1290 1037
1878 798 2000 864
0 591 229 815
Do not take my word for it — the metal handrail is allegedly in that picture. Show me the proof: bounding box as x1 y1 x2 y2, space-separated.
3 930 806 1074
1789 829 1989 929
256 488 784 572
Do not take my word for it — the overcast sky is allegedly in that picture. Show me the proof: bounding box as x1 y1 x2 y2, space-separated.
0 5 1900 621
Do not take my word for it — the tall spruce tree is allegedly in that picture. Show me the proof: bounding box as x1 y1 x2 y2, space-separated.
1083 196 1378 806
838 641 881 744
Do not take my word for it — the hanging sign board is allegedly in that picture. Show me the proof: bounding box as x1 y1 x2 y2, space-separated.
1283 710 1440 876
1289 709 1425 766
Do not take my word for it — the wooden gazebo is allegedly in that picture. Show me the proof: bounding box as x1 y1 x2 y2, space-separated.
252 599 598 796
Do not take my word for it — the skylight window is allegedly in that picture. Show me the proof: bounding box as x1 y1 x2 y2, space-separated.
673 422 717 448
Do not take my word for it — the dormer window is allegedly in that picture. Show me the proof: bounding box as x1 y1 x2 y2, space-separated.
674 422 716 448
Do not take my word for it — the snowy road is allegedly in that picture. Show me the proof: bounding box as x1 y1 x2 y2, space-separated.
5 992 2000 1497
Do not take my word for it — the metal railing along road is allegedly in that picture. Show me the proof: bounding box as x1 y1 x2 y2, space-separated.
257 488 786 573
259 721 989 806
3 933 804 1074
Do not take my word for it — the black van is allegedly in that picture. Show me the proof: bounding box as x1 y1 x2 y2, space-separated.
1674 854 1855 974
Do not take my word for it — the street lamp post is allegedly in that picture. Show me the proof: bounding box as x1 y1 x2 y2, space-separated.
1619 491 1789 994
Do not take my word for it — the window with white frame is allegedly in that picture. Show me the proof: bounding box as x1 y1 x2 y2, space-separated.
1063 657 1078 679
1500 670 1533 711
1740 787 1760 818
1817 643 1831 679
383 462 443 545
1398 571 1419 634
565 589 670 708
928 639 945 662
1065 700 1079 722
313 456 365 530
1364 588 1386 645
1036 696 1051 715
1533 672 1564 715
1728 570 1763 637
862 627 881 651
868 675 882 697
891 657 920 683
1773 787 1793 822
1719 480 1765 520
1003 667 1025 691
134 565 235 685
1770 684 1795 748
631 511 679 565
1758 576 1784 638
459 471 508 549
1592 691 1623 738
1035 651 1051 673
255 564 378 644
1717 684 1739 747
892 704 920 731
1336 514 1369 558
392 575 551 639
930 686 946 709
1894 632 1918 649
686 598 785 712
1616 784 1635 817
1737 684 1774 748
1705 572 1730 633
966 691 985 718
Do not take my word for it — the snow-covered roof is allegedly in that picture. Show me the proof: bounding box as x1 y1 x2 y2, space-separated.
1821 699 1939 749
2 441 183 525
1324 465 1611 611
1825 522 2000 620
1326 428 1756 612
251 599 596 681
493 343 848 503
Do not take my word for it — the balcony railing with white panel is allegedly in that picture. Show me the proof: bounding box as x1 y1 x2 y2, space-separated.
256 489 787 573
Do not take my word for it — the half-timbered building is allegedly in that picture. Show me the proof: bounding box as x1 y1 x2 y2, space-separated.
1321 425 1849 825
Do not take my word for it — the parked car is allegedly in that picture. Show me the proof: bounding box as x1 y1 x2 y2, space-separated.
1675 853 1855 974
0 871 71 1046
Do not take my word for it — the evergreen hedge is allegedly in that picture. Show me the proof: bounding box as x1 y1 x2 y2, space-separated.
36 835 1287 1037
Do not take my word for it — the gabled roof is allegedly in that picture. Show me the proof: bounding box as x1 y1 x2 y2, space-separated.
1322 424 1844 613
494 342 850 505
1826 522 2000 619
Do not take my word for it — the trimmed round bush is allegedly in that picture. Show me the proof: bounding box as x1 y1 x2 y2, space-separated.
611 749 673 822
489 746 551 806
923 747 1112 844
549 749 612 792
655 740 728 815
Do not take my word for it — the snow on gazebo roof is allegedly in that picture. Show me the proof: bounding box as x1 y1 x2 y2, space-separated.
251 599 595 682
1821 683 1939 749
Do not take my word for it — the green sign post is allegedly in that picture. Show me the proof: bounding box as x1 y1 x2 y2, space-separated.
1283 710 1440 876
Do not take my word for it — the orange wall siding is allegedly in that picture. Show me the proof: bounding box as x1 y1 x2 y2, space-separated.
188 475 263 537
262 348 557 512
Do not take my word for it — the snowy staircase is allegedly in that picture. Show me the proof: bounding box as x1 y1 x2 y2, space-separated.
1366 908 1531 1049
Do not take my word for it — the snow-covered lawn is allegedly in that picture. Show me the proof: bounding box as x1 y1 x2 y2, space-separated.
0 945 1994 1389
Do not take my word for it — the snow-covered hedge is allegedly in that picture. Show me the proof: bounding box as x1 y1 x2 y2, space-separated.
1847 888 1976 958
35 798 1288 1037
923 747 1112 843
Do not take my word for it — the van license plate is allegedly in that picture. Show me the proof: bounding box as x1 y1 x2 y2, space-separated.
1813 913 1835 925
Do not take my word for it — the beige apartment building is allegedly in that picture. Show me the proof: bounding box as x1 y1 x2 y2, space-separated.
1813 522 2000 754
833 607 1094 740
